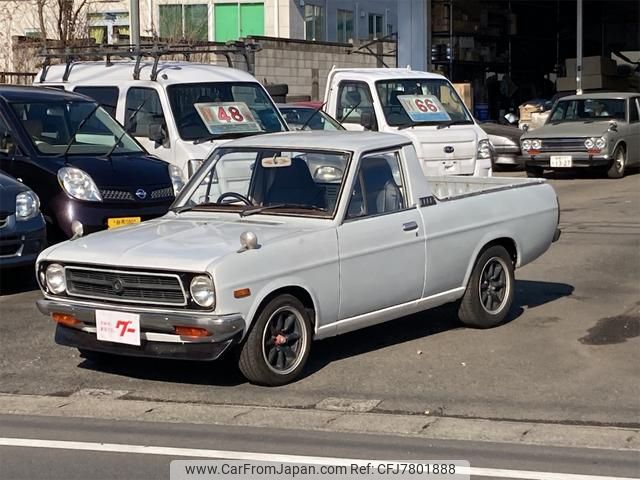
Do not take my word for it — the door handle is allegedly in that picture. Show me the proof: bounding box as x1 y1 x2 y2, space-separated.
402 221 418 231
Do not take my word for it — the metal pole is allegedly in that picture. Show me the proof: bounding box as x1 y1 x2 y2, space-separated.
130 0 141 48
576 0 583 95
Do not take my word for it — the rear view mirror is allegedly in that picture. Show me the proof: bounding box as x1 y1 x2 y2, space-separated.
360 111 376 131
148 122 166 146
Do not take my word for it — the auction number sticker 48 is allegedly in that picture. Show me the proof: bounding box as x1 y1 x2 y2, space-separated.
398 95 451 122
195 102 262 134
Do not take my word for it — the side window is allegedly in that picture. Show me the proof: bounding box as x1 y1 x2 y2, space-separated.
336 81 376 128
73 86 119 117
125 87 166 138
346 151 406 219
629 98 639 123
0 113 15 155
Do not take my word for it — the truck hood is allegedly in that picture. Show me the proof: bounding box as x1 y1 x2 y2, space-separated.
42 214 319 272
524 121 612 139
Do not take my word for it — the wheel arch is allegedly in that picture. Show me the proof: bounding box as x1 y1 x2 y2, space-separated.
462 235 519 288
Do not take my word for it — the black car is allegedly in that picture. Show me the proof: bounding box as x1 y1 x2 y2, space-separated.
0 86 180 241
0 171 46 269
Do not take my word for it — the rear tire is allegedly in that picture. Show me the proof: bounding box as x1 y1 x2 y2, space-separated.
606 145 626 179
458 245 515 329
525 166 544 177
238 294 312 386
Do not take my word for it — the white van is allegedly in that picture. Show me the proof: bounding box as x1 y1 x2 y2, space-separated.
34 59 288 179
324 68 493 176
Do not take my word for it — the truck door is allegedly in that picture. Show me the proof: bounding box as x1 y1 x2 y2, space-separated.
334 81 379 132
337 149 426 321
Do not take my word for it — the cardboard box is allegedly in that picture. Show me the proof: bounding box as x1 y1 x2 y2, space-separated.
556 74 628 92
565 56 618 76
453 83 472 110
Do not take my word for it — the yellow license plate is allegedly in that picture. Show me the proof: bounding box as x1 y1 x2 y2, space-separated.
108 217 141 229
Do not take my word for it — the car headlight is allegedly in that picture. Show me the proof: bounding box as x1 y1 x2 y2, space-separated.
168 164 185 195
57 167 102 202
477 139 493 160
584 138 595 149
595 137 607 149
531 139 542 150
522 139 532 151
190 275 215 308
45 263 66 294
15 190 40 221
314 165 343 182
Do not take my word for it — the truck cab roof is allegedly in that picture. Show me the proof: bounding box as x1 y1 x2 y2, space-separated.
327 67 447 83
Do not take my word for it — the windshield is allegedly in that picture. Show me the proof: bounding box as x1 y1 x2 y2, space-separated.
549 98 626 123
167 82 286 141
11 101 143 156
280 107 344 131
174 147 350 217
376 79 473 127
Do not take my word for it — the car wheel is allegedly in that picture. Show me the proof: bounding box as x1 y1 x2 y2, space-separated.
606 145 626 179
525 166 544 177
238 294 312 386
458 245 515 329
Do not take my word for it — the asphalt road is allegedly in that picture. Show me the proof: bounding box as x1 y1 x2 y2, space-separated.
0 170 639 426
1 414 638 480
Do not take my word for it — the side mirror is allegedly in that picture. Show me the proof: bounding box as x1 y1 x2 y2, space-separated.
504 113 518 125
608 121 618 132
0 132 16 155
148 122 166 146
359 111 376 131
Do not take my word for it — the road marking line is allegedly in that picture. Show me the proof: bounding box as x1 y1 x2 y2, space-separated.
0 437 637 480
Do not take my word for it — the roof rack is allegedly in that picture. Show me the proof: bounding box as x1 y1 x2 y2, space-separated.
38 41 260 82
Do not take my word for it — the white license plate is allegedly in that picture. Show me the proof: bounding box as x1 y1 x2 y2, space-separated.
95 310 141 346
550 155 572 168
441 160 460 174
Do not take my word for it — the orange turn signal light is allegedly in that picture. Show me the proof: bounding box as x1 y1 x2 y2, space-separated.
174 326 210 337
233 288 251 299
52 313 80 327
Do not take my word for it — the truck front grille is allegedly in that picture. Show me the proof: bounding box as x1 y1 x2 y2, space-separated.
65 267 187 306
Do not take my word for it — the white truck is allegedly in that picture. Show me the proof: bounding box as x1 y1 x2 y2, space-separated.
324 67 493 177
36 131 560 386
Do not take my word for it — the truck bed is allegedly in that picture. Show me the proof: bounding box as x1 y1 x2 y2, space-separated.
428 176 545 201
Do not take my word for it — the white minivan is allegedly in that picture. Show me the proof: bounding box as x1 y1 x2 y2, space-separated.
324 68 493 176
34 60 288 180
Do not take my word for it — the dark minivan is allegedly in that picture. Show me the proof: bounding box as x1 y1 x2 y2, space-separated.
0 86 180 241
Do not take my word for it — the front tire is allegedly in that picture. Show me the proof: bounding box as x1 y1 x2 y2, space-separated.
525 165 544 178
606 145 626 179
458 245 515 328
238 294 312 386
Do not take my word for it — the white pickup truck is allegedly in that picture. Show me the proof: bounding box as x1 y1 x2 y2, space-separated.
36 131 560 386
324 68 493 177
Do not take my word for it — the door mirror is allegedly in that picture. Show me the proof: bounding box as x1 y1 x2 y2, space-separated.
359 111 376 131
148 122 166 145
0 132 16 155
504 113 518 125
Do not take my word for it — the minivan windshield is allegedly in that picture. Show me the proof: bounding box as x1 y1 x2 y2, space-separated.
174 147 350 218
548 98 626 123
167 82 286 141
376 79 473 127
11 101 143 156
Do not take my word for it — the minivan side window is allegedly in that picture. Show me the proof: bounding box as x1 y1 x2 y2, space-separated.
125 87 167 139
74 86 119 117
336 81 377 128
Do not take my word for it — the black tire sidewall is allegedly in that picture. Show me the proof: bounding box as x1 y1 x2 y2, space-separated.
607 145 626 179
239 294 312 386
459 245 515 328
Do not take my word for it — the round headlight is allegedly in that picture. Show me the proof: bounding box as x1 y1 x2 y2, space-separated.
190 275 215 308
595 137 606 149
16 190 40 221
45 263 66 294
531 139 542 150
522 139 532 151
584 138 595 149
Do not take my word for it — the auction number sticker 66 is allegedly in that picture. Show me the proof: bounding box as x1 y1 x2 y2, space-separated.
398 95 451 122
194 101 262 134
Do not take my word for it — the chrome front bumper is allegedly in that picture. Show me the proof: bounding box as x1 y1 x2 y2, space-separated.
37 298 245 361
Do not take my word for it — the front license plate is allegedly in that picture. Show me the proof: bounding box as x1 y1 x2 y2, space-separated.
550 155 572 168
95 310 141 346
108 217 141 229
441 160 460 174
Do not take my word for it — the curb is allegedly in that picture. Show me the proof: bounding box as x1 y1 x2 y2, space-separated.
0 392 637 452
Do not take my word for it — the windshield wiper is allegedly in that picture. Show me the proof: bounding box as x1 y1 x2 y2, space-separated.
240 204 327 217
58 103 101 158
436 119 473 129
103 99 148 160
193 130 263 145
298 102 327 130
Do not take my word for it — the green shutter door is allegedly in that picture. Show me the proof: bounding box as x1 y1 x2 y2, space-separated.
214 4 238 42
240 3 264 37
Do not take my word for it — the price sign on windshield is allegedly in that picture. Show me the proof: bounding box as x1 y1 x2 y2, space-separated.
398 95 451 122
195 102 262 134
